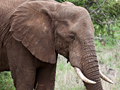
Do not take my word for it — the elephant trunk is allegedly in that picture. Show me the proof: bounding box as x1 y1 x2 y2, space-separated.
80 38 103 90
72 38 113 89
82 56 103 90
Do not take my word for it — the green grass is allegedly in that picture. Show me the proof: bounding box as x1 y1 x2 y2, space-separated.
0 72 15 90
55 56 85 90
95 40 120 90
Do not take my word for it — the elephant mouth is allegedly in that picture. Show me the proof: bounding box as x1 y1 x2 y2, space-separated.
74 67 114 84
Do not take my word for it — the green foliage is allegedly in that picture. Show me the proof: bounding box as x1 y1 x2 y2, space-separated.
103 37 116 46
103 1 120 18
95 36 117 50
0 72 15 90
91 0 120 37
55 0 64 3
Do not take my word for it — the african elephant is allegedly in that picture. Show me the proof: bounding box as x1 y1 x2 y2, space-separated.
0 0 113 90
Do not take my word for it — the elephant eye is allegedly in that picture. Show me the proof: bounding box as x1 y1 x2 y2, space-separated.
69 36 75 40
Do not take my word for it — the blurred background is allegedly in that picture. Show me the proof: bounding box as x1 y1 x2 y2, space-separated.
0 0 120 90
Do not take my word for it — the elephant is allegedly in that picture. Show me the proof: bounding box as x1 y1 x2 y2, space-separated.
0 0 113 90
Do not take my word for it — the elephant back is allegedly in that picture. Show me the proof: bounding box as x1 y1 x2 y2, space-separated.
0 0 27 46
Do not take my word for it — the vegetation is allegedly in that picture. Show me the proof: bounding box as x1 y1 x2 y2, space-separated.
0 72 15 90
0 0 120 90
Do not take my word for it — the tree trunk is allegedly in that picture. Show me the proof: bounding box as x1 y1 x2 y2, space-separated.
107 24 111 36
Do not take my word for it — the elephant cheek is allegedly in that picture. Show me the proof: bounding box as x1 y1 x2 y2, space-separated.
68 42 83 69
69 51 82 69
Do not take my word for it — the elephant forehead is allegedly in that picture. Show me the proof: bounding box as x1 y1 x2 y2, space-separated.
70 15 93 30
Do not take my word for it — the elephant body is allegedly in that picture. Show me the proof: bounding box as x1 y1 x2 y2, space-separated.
0 0 24 71
0 0 57 89
0 0 105 90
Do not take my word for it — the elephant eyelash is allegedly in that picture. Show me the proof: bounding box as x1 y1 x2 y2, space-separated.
69 36 75 40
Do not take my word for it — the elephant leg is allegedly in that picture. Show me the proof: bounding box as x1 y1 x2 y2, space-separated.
6 40 36 90
35 63 56 90
10 68 36 90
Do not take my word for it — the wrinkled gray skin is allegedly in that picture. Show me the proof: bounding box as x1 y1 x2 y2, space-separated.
0 0 103 90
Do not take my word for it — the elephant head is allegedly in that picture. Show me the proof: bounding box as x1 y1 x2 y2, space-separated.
9 0 113 90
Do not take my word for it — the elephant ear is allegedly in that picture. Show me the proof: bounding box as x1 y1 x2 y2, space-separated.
9 1 56 64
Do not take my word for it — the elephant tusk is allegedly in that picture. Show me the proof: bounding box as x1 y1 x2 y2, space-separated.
99 71 114 84
74 67 96 84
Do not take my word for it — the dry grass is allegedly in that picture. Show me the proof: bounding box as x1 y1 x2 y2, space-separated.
97 45 120 90
55 55 85 90
55 45 120 90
